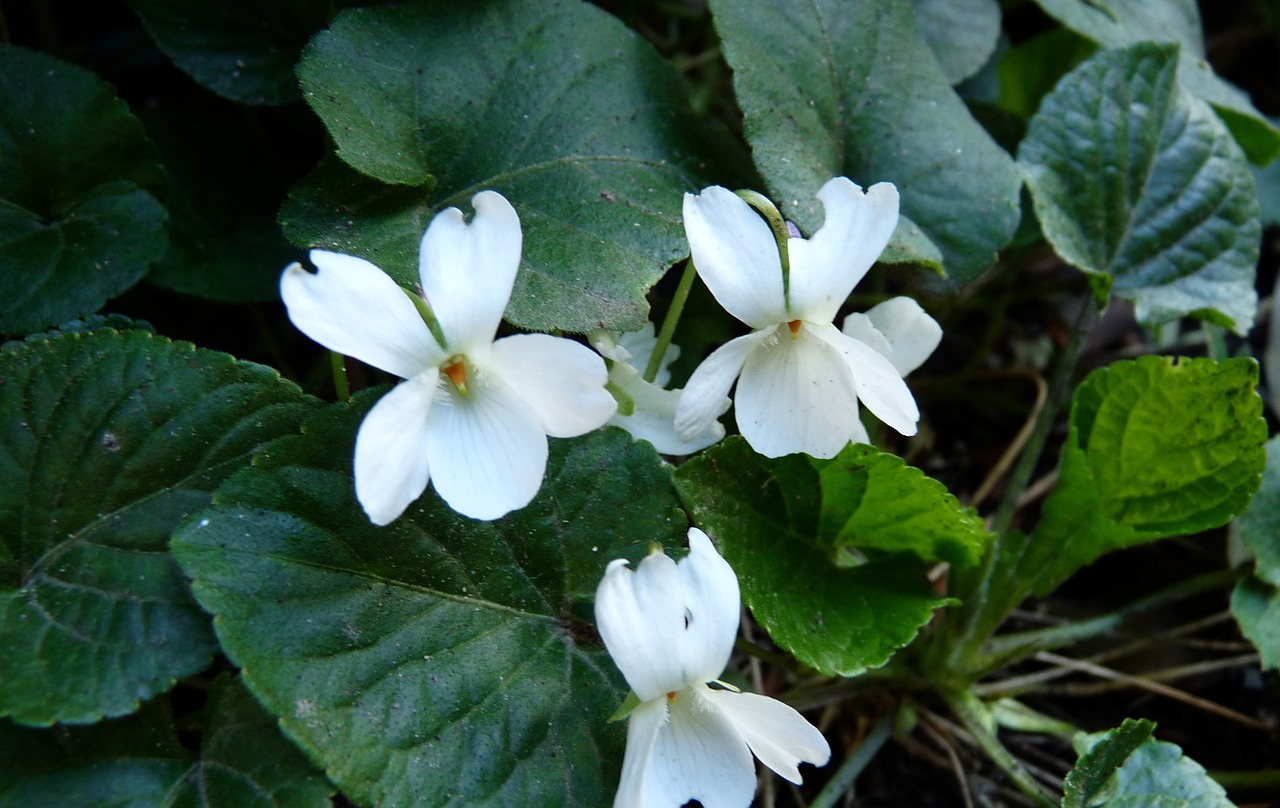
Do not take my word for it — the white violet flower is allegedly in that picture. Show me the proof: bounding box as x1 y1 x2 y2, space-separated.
675 177 933 459
590 324 724 455
280 190 616 523
595 528 830 808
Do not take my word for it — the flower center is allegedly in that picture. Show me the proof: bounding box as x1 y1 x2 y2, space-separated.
667 691 678 704
788 319 803 339
442 356 469 396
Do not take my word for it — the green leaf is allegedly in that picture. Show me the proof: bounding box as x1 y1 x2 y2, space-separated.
286 0 746 333
707 0 1022 283
142 103 302 302
906 0 1002 85
0 330 320 725
673 438 953 677
1027 356 1266 595
1033 0 1280 165
1234 435 1280 587
1231 577 1280 670
127 0 352 105
171 405 685 808
0 45 167 334
1062 718 1155 808
0 675 332 807
815 444 993 567
996 28 1097 120
1019 42 1261 334
1070 728 1234 807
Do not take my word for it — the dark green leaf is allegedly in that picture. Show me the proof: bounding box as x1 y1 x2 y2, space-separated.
1019 42 1261 333
0 330 320 725
1027 356 1266 595
0 45 167 334
1062 718 1155 808
171 406 685 808
907 0 1002 85
674 438 953 677
286 0 747 333
1034 0 1280 164
0 675 332 807
707 0 1022 282
815 444 993 567
128 0 354 105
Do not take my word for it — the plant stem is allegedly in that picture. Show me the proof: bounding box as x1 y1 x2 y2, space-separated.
643 258 697 383
330 351 350 402
808 711 893 808
945 690 1057 808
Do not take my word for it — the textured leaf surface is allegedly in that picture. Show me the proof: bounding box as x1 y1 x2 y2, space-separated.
673 438 952 677
1071 728 1233 807
1027 356 1265 595
0 330 319 725
1034 0 1280 164
707 0 1021 282
1235 435 1280 586
1232 577 1280 670
815 444 992 567
172 406 685 808
285 0 744 333
0 45 166 334
1020 42 1261 333
128 0 352 105
1062 718 1155 808
0 675 331 807
907 0 1002 85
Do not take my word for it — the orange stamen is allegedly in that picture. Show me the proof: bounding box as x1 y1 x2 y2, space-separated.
667 691 678 704
788 319 803 339
443 359 468 395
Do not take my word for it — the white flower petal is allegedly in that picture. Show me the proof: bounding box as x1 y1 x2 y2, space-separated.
701 689 831 785
487 333 616 438
839 311 894 360
685 187 788 329
810 325 920 437
675 330 770 443
281 252 444 379
734 325 866 459
787 179 899 323
613 697 667 808
418 190 522 353
353 373 440 526
595 548 693 701
638 687 758 808
610 375 724 455
617 323 678 388
860 296 942 376
678 529 740 679
422 371 547 521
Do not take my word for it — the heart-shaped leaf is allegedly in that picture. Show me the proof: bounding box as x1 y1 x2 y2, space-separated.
284 0 747 333
0 329 320 725
907 0 1002 85
0 45 167 334
171 404 686 808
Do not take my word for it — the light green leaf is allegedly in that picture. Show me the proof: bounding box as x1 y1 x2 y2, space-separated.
707 0 1022 282
815 444 993 567
907 0 1002 85
673 438 953 677
996 28 1096 120
171 407 685 808
128 0 352 105
1070 728 1234 807
0 330 320 725
1019 42 1261 334
1034 0 1280 164
287 0 746 333
1232 577 1280 670
1062 718 1155 808
1027 356 1266 596
0 45 167 334
1234 435 1280 587
0 675 332 807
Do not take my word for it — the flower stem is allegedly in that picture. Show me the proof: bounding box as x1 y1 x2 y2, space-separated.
945 690 1057 808
735 189 792 308
401 285 449 350
330 351 350 402
643 258 697 384
808 711 894 808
